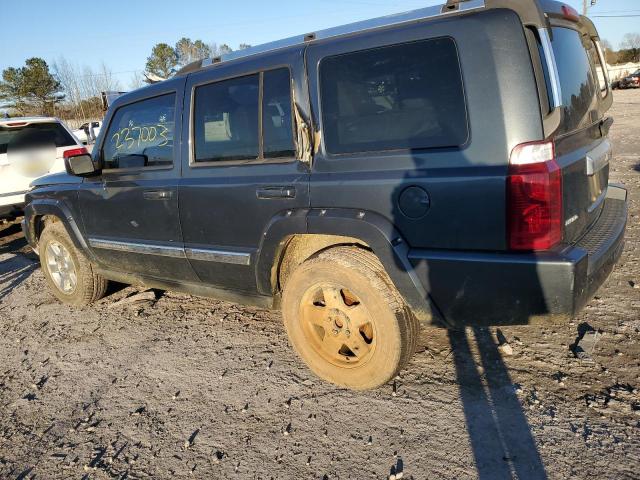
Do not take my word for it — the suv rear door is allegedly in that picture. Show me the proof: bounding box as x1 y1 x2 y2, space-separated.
179 47 310 293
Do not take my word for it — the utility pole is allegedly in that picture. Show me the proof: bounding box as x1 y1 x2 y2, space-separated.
584 0 597 15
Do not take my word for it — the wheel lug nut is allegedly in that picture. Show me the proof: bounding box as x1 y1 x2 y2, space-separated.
333 329 339 335
345 330 351 336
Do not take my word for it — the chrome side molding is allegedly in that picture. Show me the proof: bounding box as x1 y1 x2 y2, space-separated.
88 238 252 265
89 238 186 258
185 248 251 266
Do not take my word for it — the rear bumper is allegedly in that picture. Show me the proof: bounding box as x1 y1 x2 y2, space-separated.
409 185 628 327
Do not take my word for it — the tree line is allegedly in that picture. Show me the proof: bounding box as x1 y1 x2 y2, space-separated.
145 38 251 80
602 33 640 64
0 37 249 122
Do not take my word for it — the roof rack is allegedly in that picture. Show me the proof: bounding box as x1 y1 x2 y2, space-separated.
176 0 485 76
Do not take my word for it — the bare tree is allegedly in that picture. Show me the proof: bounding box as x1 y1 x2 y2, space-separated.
620 33 640 62
129 71 145 90
52 57 122 123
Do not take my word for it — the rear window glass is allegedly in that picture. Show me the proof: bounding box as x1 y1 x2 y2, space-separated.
0 122 75 155
320 37 468 155
551 27 600 134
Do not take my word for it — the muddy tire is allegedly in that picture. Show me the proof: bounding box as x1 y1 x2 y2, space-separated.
282 246 419 390
39 222 108 306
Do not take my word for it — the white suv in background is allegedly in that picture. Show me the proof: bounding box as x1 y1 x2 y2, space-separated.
0 117 83 219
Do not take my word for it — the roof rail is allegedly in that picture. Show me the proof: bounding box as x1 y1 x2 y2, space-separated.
176 0 485 76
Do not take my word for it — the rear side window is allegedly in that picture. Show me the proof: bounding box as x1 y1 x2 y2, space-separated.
193 68 295 163
263 68 295 158
0 123 75 155
194 74 260 162
320 37 468 155
103 93 176 170
551 27 599 134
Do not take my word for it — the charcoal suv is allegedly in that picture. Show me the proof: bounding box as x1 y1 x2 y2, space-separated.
23 0 628 390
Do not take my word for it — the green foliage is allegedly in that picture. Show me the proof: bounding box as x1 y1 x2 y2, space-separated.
0 57 64 115
218 44 233 55
145 43 178 79
175 38 212 66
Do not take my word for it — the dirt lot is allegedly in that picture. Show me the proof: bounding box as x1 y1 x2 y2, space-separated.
1 91 639 480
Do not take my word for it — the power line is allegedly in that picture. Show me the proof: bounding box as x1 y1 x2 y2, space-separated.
592 14 640 17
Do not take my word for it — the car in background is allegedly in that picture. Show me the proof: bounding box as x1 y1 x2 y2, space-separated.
613 70 640 89
0 117 83 219
72 121 102 145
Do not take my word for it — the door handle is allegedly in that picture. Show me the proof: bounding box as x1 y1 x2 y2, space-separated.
256 186 296 199
143 190 173 201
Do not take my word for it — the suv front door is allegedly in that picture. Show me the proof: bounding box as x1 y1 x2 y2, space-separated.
78 80 198 282
179 49 310 294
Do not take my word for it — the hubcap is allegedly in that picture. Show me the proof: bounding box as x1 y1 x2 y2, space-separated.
300 284 376 368
45 241 77 294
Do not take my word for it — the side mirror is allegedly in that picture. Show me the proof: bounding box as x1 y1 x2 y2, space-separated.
64 148 99 176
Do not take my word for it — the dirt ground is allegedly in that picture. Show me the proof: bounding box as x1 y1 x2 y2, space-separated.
0 90 639 480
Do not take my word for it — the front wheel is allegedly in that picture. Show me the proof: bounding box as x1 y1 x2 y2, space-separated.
39 222 108 306
282 247 419 390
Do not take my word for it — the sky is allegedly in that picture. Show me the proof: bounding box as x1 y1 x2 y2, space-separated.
0 0 639 90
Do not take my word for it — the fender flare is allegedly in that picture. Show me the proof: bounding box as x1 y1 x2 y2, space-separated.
256 207 446 327
24 200 94 260
255 208 309 295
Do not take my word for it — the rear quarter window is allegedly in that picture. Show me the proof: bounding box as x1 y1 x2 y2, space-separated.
319 37 468 155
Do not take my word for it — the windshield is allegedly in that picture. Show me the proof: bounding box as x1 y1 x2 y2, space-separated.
0 123 76 155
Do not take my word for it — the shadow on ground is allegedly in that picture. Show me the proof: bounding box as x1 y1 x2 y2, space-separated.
0 221 36 301
449 328 547 479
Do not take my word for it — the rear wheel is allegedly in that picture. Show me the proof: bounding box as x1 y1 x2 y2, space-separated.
39 222 108 306
282 247 418 390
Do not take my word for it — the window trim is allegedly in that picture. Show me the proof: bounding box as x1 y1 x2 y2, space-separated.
592 38 610 98
100 91 178 173
189 64 297 169
316 36 470 158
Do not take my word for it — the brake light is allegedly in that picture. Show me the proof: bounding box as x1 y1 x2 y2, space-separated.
507 141 563 251
5 122 28 127
561 5 580 22
63 147 89 159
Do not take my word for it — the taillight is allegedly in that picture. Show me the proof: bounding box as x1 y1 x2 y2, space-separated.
63 147 89 159
507 141 563 251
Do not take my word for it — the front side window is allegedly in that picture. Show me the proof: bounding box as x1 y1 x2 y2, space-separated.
102 93 176 170
320 37 468 155
194 74 260 162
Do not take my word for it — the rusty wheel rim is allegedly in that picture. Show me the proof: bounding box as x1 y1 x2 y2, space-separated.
299 283 376 368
